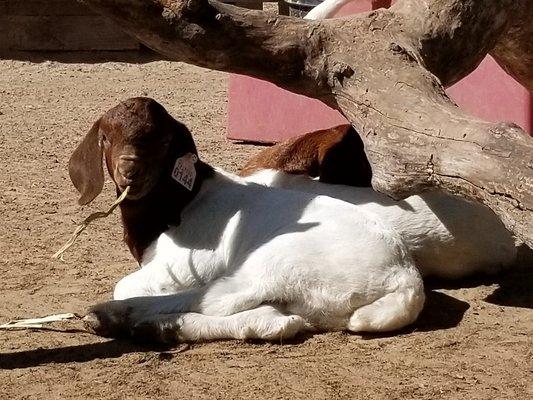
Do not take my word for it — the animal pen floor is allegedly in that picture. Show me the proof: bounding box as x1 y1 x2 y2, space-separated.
0 54 531 400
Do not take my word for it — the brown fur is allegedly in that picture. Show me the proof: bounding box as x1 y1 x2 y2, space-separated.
69 97 214 263
239 125 372 187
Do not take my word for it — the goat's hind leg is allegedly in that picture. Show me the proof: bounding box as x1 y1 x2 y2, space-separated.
347 272 425 333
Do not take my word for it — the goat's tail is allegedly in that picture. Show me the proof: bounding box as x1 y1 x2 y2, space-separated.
347 272 425 333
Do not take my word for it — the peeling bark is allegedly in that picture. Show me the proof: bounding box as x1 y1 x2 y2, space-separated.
80 0 533 247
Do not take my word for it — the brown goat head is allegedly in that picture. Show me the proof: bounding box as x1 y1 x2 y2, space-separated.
69 97 197 204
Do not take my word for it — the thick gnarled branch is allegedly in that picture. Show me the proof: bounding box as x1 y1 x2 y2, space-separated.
391 0 529 88
81 0 328 97
80 0 533 247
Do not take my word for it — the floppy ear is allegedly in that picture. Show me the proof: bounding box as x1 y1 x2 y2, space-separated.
168 117 198 158
68 118 104 205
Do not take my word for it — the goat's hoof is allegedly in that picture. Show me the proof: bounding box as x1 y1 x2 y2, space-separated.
82 313 102 334
83 301 133 338
260 315 306 341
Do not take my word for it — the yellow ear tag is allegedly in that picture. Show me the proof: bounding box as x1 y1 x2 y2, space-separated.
171 153 198 191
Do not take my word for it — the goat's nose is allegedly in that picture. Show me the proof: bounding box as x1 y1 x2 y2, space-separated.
123 168 139 180
118 156 140 180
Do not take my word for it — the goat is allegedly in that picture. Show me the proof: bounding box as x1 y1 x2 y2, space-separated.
240 130 517 279
69 97 424 343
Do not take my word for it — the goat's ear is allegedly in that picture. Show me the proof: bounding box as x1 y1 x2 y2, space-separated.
169 117 197 156
68 118 104 205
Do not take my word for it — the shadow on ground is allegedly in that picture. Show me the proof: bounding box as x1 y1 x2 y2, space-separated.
426 244 533 309
484 267 533 309
0 49 164 64
415 290 470 331
0 339 176 370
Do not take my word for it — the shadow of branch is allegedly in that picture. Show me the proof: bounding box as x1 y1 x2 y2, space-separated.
484 267 533 309
425 245 533 309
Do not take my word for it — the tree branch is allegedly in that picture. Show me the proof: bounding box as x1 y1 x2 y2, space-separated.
337 82 533 244
390 0 527 87
80 0 331 97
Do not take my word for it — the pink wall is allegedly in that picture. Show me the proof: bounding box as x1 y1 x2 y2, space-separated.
446 57 532 130
227 1 532 142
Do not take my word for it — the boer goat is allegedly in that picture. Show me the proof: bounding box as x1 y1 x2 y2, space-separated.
70 97 424 343
241 129 516 279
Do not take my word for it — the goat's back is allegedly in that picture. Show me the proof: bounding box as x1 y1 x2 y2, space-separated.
245 170 517 279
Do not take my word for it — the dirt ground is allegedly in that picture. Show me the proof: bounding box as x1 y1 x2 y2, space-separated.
0 53 531 400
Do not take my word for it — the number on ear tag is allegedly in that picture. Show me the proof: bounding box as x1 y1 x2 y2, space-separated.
171 153 198 191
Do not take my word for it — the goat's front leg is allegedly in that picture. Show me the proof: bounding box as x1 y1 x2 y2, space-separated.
137 305 307 343
84 289 205 338
84 277 268 338
85 304 307 344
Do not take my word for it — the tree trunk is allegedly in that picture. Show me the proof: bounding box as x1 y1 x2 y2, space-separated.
80 0 533 247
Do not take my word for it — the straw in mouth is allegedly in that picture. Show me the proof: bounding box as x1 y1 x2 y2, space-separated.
52 186 131 260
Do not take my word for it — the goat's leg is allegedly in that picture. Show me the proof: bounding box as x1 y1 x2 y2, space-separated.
134 305 307 343
86 303 307 343
84 289 205 338
196 277 265 316
84 278 269 338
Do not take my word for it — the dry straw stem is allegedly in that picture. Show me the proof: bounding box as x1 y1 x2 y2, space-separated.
0 313 80 330
53 186 130 260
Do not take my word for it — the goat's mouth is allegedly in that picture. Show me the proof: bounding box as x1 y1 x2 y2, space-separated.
116 176 158 201
117 184 137 197
117 183 145 200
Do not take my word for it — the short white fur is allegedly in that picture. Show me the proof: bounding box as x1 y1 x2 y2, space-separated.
245 170 517 279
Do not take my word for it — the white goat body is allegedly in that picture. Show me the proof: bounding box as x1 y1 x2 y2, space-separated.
110 168 424 341
245 170 517 279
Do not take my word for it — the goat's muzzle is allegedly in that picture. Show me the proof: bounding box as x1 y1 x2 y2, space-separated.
114 155 142 193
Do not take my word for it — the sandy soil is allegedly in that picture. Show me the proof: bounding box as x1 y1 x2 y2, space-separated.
0 53 531 400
